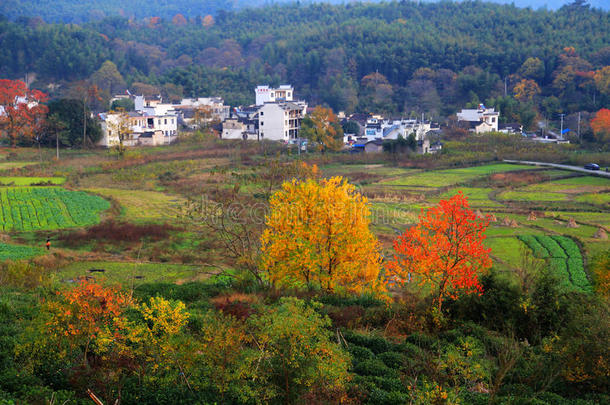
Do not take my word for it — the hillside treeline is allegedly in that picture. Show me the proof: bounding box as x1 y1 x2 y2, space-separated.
0 2 608 127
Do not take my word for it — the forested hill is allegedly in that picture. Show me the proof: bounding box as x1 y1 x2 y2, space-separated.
1 0 608 23
0 1 608 123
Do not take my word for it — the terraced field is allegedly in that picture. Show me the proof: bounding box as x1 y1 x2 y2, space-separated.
0 187 110 231
518 235 591 292
0 177 65 186
379 163 533 187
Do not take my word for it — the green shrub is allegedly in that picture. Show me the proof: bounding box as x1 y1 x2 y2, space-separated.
0 261 51 290
405 332 438 350
377 351 404 370
343 331 392 354
353 359 398 378
366 388 409 405
348 345 375 361
368 376 407 393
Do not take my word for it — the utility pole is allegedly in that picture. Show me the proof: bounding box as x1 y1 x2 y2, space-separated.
577 112 581 143
559 113 565 140
56 130 60 160
504 76 508 97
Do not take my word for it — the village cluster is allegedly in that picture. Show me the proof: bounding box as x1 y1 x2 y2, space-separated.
97 85 565 152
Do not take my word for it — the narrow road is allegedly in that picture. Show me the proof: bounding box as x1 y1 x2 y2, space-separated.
503 160 610 178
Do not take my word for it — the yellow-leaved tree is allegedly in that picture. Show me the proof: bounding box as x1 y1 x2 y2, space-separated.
260 176 383 294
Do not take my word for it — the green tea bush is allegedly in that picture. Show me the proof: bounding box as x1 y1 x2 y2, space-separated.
353 359 398 378
377 351 404 370
367 376 406 393
348 345 375 361
343 331 392 354
366 388 409 404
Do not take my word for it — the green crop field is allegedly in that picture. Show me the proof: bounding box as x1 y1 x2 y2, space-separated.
518 235 591 292
498 191 570 202
0 243 43 261
0 187 110 231
379 163 533 187
0 177 66 186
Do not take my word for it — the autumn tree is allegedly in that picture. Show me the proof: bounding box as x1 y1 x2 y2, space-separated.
299 106 343 152
202 14 215 27
19 281 189 404
388 192 492 312
250 298 350 402
172 13 187 26
0 79 48 146
590 108 610 144
260 176 383 294
107 108 133 157
514 79 541 103
593 66 610 97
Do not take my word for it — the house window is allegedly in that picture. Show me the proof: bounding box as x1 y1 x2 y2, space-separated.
164 119 167 125
260 112 264 116
260 121 264 126
492 117 496 123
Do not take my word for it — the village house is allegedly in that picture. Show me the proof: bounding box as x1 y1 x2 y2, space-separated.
456 104 499 133
222 85 308 142
98 111 178 147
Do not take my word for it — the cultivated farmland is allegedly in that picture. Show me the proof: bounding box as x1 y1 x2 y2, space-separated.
0 187 109 231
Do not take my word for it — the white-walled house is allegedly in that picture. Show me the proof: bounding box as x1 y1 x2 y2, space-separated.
223 85 307 142
255 85 294 105
363 118 434 142
258 102 307 142
457 105 499 133
98 111 178 147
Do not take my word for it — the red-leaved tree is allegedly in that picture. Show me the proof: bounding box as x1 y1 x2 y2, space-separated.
0 79 48 146
590 108 610 144
387 192 492 312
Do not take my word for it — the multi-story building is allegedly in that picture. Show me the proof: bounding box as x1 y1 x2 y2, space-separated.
223 85 307 142
257 101 307 142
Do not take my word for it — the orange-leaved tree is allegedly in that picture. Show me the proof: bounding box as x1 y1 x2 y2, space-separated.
387 192 491 312
44 280 134 365
20 280 190 404
260 176 383 294
0 79 48 146
590 108 610 144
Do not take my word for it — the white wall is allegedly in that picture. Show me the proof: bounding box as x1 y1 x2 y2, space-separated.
258 104 288 141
